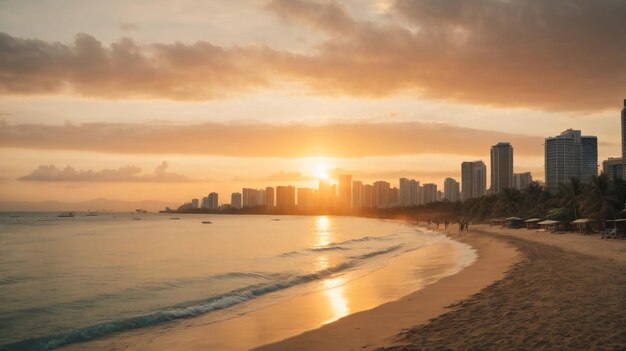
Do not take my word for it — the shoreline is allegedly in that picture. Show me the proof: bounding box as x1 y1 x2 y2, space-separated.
57 220 509 351
254 223 519 350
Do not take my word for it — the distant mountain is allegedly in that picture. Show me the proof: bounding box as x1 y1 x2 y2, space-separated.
0 198 177 212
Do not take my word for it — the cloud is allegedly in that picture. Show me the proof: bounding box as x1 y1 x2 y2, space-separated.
0 121 543 158
119 22 139 32
328 168 461 180
0 32 276 99
0 0 624 110
18 161 193 182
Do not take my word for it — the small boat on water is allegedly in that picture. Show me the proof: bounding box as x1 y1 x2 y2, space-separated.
271 218 280 221
86 210 98 216
170 217 181 220
57 212 75 218
202 221 212 224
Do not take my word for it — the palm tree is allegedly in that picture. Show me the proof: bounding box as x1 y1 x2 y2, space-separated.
582 174 621 226
559 178 585 220
493 188 522 217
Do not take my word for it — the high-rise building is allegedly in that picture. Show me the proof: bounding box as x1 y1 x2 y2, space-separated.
265 187 275 208
545 129 597 192
389 187 399 207
361 184 374 208
207 192 218 210
603 158 626 180
622 99 626 158
318 179 335 210
242 188 257 208
231 192 242 209
461 161 487 201
351 180 362 209
513 172 533 190
443 178 460 202
422 183 437 204
490 142 514 194
191 198 199 209
602 100 626 180
399 178 420 207
297 188 317 211
338 175 352 210
276 185 296 210
373 181 390 208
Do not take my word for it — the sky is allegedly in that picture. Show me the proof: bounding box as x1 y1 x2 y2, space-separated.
0 0 625 206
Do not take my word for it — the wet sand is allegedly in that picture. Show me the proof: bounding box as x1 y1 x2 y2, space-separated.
381 225 626 351
255 226 519 350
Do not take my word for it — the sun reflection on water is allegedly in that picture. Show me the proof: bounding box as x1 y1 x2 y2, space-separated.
323 277 349 324
315 216 331 248
312 216 350 324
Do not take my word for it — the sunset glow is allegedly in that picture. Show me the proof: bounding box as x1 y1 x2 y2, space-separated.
0 0 624 210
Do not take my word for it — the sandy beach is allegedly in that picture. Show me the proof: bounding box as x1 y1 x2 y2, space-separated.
380 224 626 351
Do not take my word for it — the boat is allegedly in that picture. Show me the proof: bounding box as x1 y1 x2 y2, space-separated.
271 218 280 221
202 221 212 224
86 210 98 216
170 217 181 220
57 212 75 218
132 217 141 220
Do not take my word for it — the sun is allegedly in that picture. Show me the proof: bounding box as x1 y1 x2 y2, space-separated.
315 165 330 180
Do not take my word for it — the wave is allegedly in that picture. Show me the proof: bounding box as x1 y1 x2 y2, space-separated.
0 275 33 286
351 244 404 259
330 233 398 246
0 245 402 351
0 271 285 324
277 233 400 258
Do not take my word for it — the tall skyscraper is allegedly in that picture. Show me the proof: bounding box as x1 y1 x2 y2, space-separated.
265 187 275 208
231 192 242 209
338 175 352 210
461 161 487 201
373 181 390 209
622 99 626 158
490 142 514 194
399 178 420 207
191 198 199 208
422 183 437 204
207 192 218 210
242 188 257 208
318 179 335 210
443 178 460 202
276 186 296 210
602 100 626 180
361 184 374 208
351 180 362 209
545 129 597 192
513 172 533 190
389 187 399 207
297 188 317 211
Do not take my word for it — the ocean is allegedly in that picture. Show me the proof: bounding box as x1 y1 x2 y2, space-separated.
0 213 476 350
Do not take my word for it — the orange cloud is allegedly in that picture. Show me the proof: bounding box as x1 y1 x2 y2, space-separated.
0 121 543 157
1 0 623 110
19 161 194 182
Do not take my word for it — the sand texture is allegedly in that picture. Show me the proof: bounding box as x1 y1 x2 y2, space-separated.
381 227 626 351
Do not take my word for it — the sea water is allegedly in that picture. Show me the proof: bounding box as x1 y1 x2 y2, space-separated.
0 213 476 350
